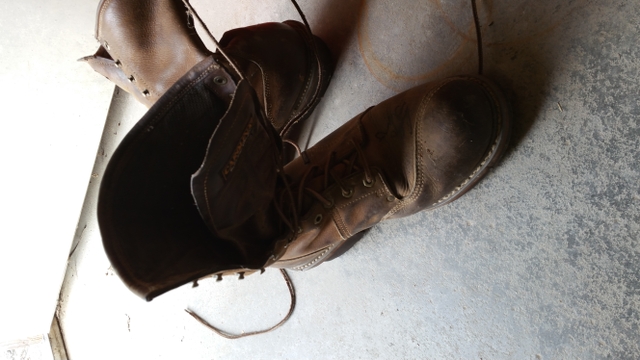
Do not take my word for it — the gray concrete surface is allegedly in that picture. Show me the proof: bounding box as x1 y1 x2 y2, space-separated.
0 0 113 343
0 335 54 360
59 0 640 359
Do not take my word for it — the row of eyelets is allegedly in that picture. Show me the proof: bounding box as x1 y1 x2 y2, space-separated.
213 76 228 85
323 197 334 209
363 177 375 187
106 43 150 98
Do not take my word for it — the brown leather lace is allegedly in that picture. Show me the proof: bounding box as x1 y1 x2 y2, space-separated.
185 269 296 339
278 122 375 224
180 0 312 339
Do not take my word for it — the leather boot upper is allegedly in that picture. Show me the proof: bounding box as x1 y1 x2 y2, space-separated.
82 0 210 107
80 0 333 137
274 76 511 270
218 20 332 136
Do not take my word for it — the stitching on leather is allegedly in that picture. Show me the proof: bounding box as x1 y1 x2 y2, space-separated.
292 41 313 118
287 21 313 119
280 22 325 137
146 63 219 129
334 172 388 209
336 187 376 209
435 140 498 205
377 172 395 198
332 208 351 239
388 77 505 213
387 80 451 216
333 172 395 236
202 84 246 223
246 59 272 123
96 0 112 39
281 244 334 262
432 77 504 206
292 245 335 270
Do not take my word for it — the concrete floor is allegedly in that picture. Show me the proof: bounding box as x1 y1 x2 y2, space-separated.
0 0 112 343
59 0 640 358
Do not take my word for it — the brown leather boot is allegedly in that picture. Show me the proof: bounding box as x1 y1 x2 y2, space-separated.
80 0 209 107
273 75 511 270
99 64 509 301
80 0 332 137
99 55 300 301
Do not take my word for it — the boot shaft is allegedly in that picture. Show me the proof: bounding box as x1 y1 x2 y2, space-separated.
84 0 210 106
218 20 332 136
81 0 333 138
99 56 290 300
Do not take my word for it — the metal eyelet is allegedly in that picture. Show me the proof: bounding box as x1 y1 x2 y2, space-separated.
128 75 135 83
363 177 375 187
114 59 122 68
142 89 150 97
213 76 228 85
386 195 395 202
323 198 334 209
314 214 323 225
342 188 354 198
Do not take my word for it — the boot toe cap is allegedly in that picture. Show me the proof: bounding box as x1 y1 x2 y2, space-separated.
413 76 510 209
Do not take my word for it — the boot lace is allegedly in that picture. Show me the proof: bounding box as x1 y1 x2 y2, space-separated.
182 0 327 133
279 129 375 229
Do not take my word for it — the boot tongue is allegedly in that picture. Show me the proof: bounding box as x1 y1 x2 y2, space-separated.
191 80 284 267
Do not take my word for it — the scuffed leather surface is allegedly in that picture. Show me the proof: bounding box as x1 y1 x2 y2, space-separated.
274 169 400 270
219 21 332 135
84 0 333 135
93 0 209 106
276 76 509 270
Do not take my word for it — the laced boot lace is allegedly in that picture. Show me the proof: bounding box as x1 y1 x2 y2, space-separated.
279 133 375 225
